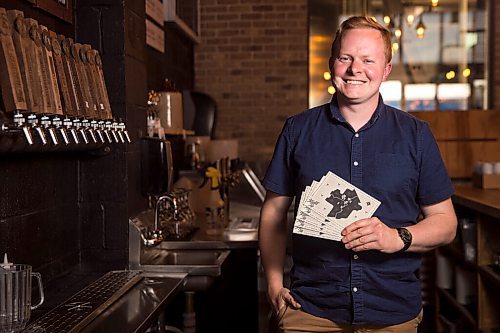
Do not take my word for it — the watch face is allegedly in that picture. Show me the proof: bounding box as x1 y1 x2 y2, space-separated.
399 228 412 243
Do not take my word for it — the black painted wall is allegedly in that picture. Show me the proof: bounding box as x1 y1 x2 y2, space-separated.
0 0 80 281
146 23 195 91
0 0 195 283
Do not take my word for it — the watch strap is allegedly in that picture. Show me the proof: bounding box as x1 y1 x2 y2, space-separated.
396 227 412 253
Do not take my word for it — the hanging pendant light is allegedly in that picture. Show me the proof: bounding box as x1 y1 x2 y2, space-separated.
395 23 402 39
407 14 415 26
416 15 426 39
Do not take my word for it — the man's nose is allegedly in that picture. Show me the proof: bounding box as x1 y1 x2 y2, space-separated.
348 59 362 73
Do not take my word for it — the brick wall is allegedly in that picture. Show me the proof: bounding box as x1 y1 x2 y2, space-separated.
195 0 308 161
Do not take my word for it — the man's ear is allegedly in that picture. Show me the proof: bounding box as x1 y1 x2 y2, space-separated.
383 62 393 81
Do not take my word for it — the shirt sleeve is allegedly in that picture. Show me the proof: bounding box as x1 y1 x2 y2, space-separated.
262 117 296 197
417 122 454 206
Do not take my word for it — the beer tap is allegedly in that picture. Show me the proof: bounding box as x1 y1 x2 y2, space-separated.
72 117 88 144
40 115 57 145
105 120 118 143
63 117 79 144
100 120 112 143
82 118 97 143
92 119 105 143
51 115 69 144
112 120 124 143
119 120 131 143
13 112 33 145
26 114 46 145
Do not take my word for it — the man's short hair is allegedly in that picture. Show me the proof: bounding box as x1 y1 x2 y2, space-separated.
331 16 392 63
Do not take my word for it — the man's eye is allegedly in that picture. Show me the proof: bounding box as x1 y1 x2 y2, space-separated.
338 56 351 63
364 59 374 64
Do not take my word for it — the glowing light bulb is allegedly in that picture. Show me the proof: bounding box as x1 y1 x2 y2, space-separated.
395 28 402 38
462 68 471 77
328 86 336 95
416 16 426 39
407 14 415 26
392 42 399 52
384 16 391 26
446 71 456 80
431 0 439 7
323 72 331 80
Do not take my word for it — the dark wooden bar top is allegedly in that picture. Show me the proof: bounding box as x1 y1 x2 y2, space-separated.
452 184 500 219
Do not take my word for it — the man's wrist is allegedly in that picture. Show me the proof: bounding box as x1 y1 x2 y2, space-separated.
395 227 412 253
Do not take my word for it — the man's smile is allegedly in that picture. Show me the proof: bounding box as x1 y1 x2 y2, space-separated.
345 79 367 85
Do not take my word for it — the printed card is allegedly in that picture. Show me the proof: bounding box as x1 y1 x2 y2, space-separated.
293 172 381 241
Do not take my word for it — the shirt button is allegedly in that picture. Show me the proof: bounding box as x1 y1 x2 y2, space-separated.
353 287 358 292
353 161 359 166
353 255 358 259
355 133 359 138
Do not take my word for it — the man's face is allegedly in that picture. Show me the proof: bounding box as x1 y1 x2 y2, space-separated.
330 28 392 107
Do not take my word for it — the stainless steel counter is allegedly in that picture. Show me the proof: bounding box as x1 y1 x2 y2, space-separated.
80 273 186 333
25 271 187 333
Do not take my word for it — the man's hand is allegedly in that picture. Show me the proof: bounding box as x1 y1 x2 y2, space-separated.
341 217 403 253
270 287 302 314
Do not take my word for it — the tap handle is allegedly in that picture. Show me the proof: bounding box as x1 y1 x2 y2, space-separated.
22 126 34 145
119 122 131 143
87 128 98 143
48 127 58 145
79 128 89 144
95 128 105 143
59 127 70 145
111 129 120 143
71 128 80 144
100 122 113 143
35 126 47 145
14 113 32 145
117 130 125 143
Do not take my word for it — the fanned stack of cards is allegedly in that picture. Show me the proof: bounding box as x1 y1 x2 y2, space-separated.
293 171 381 241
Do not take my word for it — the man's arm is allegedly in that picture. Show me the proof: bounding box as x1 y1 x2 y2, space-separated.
258 191 299 312
341 198 457 253
405 197 457 252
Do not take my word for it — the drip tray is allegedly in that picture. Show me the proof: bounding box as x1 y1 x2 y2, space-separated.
24 270 142 333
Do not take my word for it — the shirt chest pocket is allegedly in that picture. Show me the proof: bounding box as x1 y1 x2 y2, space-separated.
373 153 415 193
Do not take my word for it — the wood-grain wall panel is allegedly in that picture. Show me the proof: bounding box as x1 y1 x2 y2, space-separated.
412 111 500 178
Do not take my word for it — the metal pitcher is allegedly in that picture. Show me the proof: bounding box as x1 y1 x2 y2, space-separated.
0 264 44 333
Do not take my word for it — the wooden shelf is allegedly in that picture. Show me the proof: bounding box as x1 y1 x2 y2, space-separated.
438 288 477 328
434 187 500 333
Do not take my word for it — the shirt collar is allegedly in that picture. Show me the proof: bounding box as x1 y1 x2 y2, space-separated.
329 93 386 131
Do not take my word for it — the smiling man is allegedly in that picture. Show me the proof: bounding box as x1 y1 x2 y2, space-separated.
259 16 457 333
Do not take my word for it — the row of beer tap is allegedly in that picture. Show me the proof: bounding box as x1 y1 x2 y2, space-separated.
0 8 131 148
1 111 130 145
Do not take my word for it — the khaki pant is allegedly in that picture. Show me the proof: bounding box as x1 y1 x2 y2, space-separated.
277 306 423 333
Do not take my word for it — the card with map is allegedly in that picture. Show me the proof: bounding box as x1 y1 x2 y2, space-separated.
293 171 381 241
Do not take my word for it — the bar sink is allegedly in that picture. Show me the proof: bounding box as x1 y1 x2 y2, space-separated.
129 215 230 291
136 249 230 291
141 249 228 270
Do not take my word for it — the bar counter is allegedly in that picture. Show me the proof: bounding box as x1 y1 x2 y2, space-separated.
453 184 500 220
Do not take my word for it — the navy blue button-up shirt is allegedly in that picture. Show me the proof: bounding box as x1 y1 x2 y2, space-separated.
262 95 454 325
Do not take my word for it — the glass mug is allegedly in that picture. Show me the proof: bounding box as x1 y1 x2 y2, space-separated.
0 265 44 333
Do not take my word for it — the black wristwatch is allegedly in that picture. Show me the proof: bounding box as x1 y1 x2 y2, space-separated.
396 227 412 253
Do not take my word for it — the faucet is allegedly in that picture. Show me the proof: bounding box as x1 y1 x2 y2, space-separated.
154 194 171 231
155 194 182 238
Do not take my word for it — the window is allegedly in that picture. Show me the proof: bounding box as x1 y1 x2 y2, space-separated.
309 0 488 111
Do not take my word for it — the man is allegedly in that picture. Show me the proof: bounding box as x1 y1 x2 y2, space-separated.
259 16 457 333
